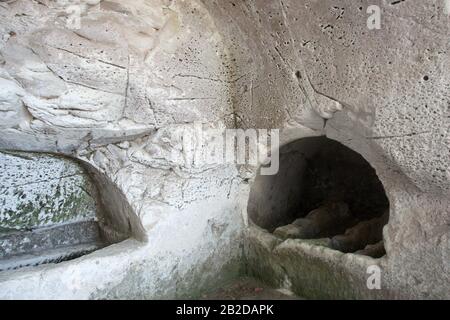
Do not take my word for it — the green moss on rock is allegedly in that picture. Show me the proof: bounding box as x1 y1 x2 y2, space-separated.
0 151 98 231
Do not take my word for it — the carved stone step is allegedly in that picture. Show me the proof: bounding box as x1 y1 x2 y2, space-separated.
0 220 103 259
0 242 102 272
0 220 105 271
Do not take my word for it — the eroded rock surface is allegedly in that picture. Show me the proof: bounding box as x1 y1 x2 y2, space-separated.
0 0 448 300
0 0 243 299
0 151 97 231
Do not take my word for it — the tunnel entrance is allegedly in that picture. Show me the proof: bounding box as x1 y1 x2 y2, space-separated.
248 136 389 258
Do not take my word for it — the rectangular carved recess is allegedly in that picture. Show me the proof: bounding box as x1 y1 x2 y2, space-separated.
0 151 108 272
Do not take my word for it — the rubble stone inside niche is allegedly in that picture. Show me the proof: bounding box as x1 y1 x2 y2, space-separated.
250 136 390 258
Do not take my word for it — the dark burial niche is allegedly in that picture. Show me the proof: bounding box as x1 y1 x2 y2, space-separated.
248 136 390 258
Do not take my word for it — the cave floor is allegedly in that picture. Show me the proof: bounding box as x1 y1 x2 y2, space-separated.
200 277 303 300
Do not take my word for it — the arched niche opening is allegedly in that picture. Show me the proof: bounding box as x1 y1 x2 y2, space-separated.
248 136 390 258
0 151 145 272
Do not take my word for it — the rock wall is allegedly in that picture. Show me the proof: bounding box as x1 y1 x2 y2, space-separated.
0 151 97 231
0 0 448 299
0 0 244 299
201 0 449 299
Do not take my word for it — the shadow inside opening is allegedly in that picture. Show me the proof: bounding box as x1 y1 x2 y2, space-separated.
248 136 389 258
